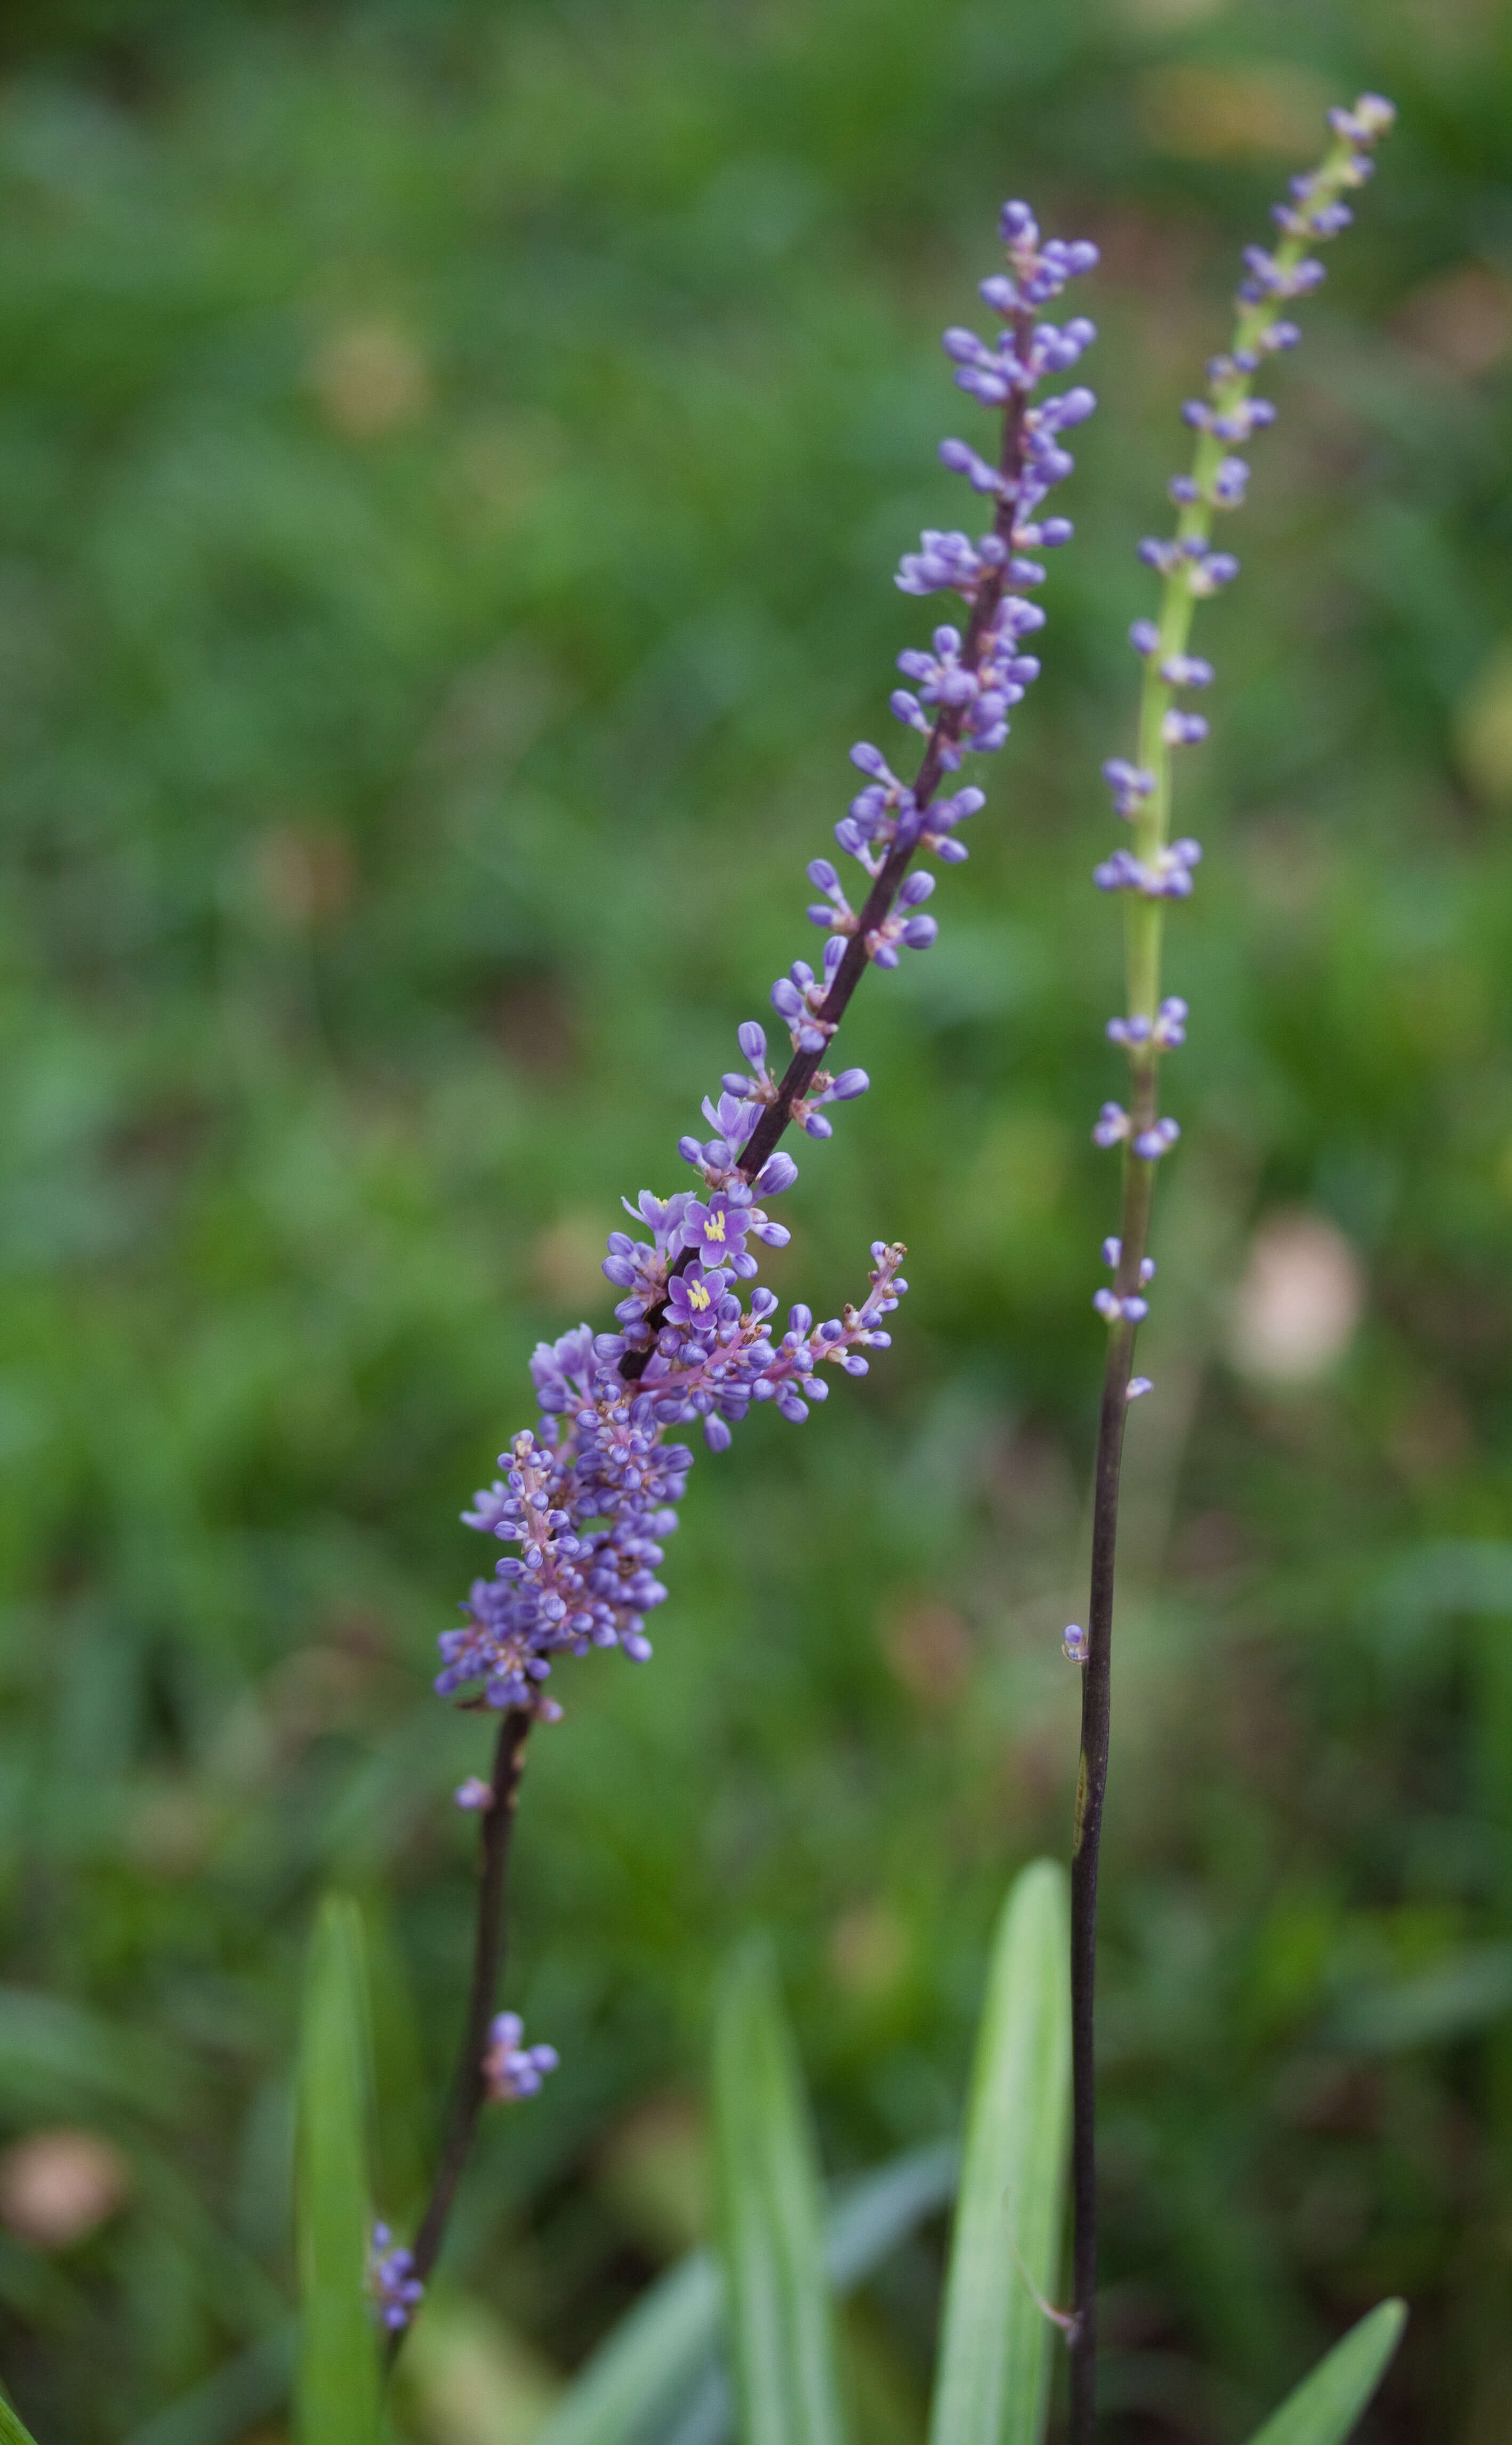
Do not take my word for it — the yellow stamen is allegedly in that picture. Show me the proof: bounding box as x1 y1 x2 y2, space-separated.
689 1283 711 1310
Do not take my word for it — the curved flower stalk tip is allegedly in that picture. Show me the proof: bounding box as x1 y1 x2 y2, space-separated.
1065 92 1395 2445
388 192 1099 2345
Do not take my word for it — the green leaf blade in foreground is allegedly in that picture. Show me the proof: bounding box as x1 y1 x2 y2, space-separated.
0 2390 41 2445
713 1939 848 2445
530 2144 956 2445
1244 2301 1407 2445
928 1859 1071 2445
295 1894 383 2445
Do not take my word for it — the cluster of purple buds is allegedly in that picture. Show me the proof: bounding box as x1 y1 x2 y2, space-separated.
437 1243 908 1708
892 618 1044 759
1168 456 1251 511
836 759 986 878
1107 997 1188 1050
1093 1237 1156 1325
806 856 939 968
369 2226 424 2332
1093 1105 1181 1163
1136 538 1239 594
484 2012 559 2104
1092 840 1202 900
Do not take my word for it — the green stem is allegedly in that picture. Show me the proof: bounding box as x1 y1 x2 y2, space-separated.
1066 125 1366 2443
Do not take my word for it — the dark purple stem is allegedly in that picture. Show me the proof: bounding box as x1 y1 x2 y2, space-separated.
387 1705 531 2368
1068 1058 1157 2442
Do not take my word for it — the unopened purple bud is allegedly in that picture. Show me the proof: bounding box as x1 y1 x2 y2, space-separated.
1128 619 1161 657
1132 1117 1181 1161
1063 1623 1088 1662
902 913 938 949
704 1415 732 1452
1160 654 1213 689
1127 1377 1153 1401
829 1068 870 1099
754 1152 798 1197
898 870 935 907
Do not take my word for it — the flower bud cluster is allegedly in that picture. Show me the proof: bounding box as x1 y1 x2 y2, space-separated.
437 1244 907 1710
369 2226 424 2332
1093 840 1202 900
483 2012 559 2104
1092 1104 1181 1162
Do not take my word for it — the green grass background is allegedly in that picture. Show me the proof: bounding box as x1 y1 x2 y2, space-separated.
0 0 1507 2437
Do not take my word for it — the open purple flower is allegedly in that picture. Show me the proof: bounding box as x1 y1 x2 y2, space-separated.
666 1263 729 1326
681 1192 752 1262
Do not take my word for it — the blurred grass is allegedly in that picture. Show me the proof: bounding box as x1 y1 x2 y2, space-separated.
0 0 1507 2438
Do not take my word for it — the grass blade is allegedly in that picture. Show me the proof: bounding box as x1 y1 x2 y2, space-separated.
533 2143 954 2445
530 2251 720 2445
0 2388 41 2444
928 1859 1070 2445
295 1894 383 2445
713 1939 848 2445
1243 2301 1406 2445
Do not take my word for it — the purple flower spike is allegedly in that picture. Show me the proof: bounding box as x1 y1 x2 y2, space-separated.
429 193 1104 1832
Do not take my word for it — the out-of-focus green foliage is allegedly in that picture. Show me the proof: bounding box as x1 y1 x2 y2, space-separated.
0 0 1504 2438
294 1896 381 2445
